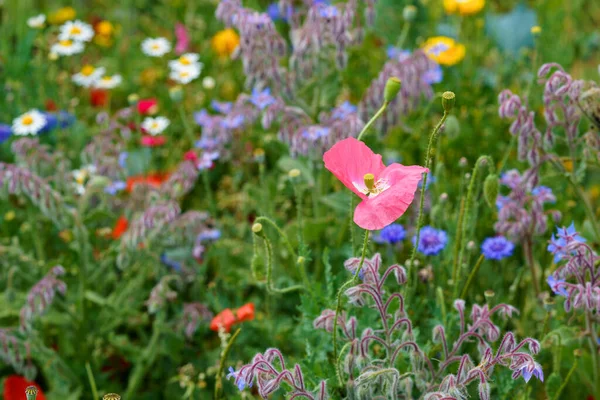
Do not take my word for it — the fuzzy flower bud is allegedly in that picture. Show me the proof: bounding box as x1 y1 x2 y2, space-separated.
483 174 499 209
442 91 456 113
252 223 263 234
384 77 402 103
403 5 417 21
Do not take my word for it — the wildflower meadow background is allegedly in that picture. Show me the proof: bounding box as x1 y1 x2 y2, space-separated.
1 0 600 399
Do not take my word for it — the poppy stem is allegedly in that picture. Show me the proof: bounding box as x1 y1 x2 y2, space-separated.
85 362 100 400
214 328 242 399
356 102 388 141
459 254 485 299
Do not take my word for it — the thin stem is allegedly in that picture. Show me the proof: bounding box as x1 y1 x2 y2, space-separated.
460 254 485 299
214 328 242 399
178 105 196 146
333 230 370 381
586 310 600 395
357 102 388 141
259 232 303 294
396 22 411 49
254 216 297 259
409 111 448 295
85 362 100 400
202 170 218 217
498 134 516 172
523 237 541 297
552 356 578 400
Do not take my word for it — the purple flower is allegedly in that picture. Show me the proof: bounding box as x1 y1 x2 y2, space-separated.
532 186 556 204
197 151 219 170
194 109 213 127
39 113 58 134
160 253 182 272
423 65 443 85
118 152 128 168
375 224 406 244
211 100 233 115
250 88 275 110
386 46 411 61
198 229 221 242
418 175 436 189
0 124 11 143
546 275 568 297
413 226 448 256
547 222 586 263
520 362 544 383
331 101 357 120
221 115 244 129
227 366 248 391
196 137 219 150
302 126 330 141
319 5 338 19
104 180 126 195
481 236 515 260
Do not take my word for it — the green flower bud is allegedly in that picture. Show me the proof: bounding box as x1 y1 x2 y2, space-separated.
403 5 417 21
483 174 499 209
384 77 402 103
442 91 455 113
169 86 184 102
127 93 140 105
252 223 263 234
87 176 112 190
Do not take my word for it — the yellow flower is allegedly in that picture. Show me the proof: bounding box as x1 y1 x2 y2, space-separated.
48 7 76 25
211 29 240 57
422 36 465 66
443 0 485 15
96 20 113 36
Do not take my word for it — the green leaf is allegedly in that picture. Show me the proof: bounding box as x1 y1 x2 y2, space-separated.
545 372 562 399
320 192 351 215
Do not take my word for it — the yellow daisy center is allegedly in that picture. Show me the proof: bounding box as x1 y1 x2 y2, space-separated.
70 26 82 35
59 39 72 46
180 71 189 77
179 56 191 65
22 115 34 125
102 76 112 81
151 122 159 129
152 44 160 50
81 65 95 76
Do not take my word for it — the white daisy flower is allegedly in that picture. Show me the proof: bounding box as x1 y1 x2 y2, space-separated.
50 39 84 56
72 65 106 88
141 37 171 57
12 109 47 136
95 74 123 89
141 116 170 136
169 63 202 85
27 14 46 29
202 76 216 90
168 53 200 71
58 20 94 42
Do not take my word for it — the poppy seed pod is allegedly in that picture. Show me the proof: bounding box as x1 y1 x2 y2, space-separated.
442 91 456 112
384 77 402 103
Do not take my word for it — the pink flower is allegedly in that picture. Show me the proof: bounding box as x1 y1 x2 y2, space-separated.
324 138 427 230
141 135 166 147
175 23 190 55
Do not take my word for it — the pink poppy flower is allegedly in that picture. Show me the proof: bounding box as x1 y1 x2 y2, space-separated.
141 135 166 147
323 138 427 230
175 23 190 55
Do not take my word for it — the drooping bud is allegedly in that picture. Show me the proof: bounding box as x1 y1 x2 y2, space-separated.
442 91 456 113
363 173 375 191
288 168 301 178
384 77 402 103
252 223 263 234
402 5 417 22
483 174 499 209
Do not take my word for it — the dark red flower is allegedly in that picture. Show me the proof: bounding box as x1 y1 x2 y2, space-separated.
90 89 108 107
3 375 46 400
45 99 58 112
137 98 158 115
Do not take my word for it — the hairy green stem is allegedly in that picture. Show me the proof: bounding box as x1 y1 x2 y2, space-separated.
257 231 303 294
357 102 388 141
552 357 578 400
214 328 242 399
459 254 485 299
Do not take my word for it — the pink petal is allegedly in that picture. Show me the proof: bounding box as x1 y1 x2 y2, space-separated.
141 136 166 147
175 23 190 55
323 138 386 199
354 164 427 230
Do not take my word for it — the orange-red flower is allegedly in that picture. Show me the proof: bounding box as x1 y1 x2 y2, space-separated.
236 303 255 322
3 375 46 400
112 216 128 239
210 308 236 332
126 173 170 192
45 99 58 112
90 89 108 107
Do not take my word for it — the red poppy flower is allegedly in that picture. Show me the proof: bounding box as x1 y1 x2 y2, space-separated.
112 216 128 239
90 89 108 107
236 303 255 323
45 99 58 112
184 150 198 162
137 98 158 115
210 308 236 332
141 135 166 147
126 173 170 192
3 375 46 400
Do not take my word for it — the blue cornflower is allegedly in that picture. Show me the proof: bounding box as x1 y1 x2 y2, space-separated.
104 180 127 195
199 229 221 242
413 226 448 256
547 222 586 263
226 367 248 391
211 100 232 115
481 236 515 260
160 253 182 272
221 115 244 129
331 101 357 120
39 112 58 134
0 124 12 144
546 275 568 297
520 362 544 383
376 224 406 244
118 152 128 168
250 88 275 110
58 111 76 128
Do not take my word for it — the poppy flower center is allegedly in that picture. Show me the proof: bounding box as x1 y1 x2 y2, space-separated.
22 115 34 125
354 173 390 198
81 65 95 76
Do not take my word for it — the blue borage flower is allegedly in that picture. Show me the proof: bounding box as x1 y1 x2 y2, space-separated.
546 275 568 297
547 222 586 263
104 180 127 195
374 223 406 245
118 152 128 168
417 175 436 190
387 46 442 84
226 366 250 391
211 100 232 115
412 226 448 256
481 236 515 260
330 101 357 120
160 253 182 272
221 114 244 129
196 137 219 150
198 229 221 242
531 185 556 204
302 126 330 141
250 88 275 110
519 362 544 383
